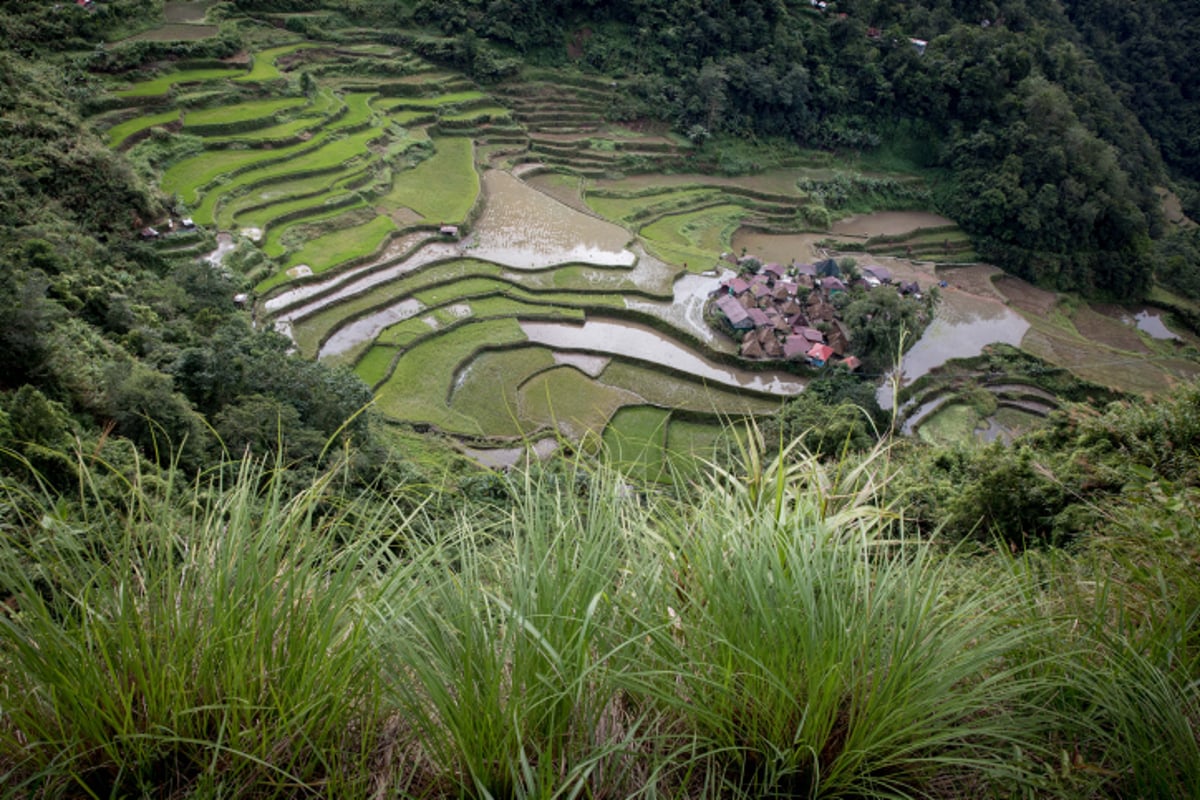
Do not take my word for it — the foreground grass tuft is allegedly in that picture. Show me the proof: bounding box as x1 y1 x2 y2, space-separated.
0 439 1196 797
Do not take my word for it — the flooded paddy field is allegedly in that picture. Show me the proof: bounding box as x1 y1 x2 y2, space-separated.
468 171 635 268
829 211 954 237
890 287 1029 389
520 318 806 395
163 1 219 23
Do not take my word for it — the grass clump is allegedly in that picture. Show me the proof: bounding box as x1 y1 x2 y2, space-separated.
0 453 415 798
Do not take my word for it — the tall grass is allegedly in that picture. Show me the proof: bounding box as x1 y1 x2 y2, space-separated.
381 464 659 798
626 434 1060 797
1 438 1196 797
0 453 415 798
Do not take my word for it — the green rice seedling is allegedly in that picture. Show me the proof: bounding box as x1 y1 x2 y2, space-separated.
519 367 642 441
602 405 671 481
379 464 662 798
281 212 396 268
353 344 400 386
374 317 527 432
104 109 180 147
191 126 383 226
218 163 372 228
233 43 322 83
627 430 1059 797
0 452 423 798
183 97 308 129
378 137 478 222
640 204 748 271
114 67 244 97
448 346 559 435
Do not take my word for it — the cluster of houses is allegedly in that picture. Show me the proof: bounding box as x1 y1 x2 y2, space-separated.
710 255 905 371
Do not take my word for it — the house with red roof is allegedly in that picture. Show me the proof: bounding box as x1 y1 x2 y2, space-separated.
807 343 835 366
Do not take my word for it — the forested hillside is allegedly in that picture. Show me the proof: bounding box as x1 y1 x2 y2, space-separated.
0 1 419 493
370 0 1192 298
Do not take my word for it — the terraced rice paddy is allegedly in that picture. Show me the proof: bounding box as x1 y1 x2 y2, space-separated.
115 35 1200 464
114 67 245 97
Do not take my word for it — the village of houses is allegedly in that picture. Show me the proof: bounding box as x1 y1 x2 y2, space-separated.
709 253 921 371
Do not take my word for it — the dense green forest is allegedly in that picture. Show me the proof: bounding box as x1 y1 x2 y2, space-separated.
1 0 1199 796
381 0 1177 297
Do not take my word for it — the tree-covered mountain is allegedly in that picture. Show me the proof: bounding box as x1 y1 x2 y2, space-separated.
366 0 1188 298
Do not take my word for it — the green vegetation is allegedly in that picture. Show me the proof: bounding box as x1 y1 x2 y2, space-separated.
4 436 1198 797
375 317 528 433
114 67 245 97
640 204 747 270
182 97 307 128
379 90 488 109
352 342 398 386
601 404 670 479
274 214 396 278
103 109 180 147
449 346 558 435
233 42 319 83
598 361 777 417
378 136 478 222
191 126 385 225
520 365 639 439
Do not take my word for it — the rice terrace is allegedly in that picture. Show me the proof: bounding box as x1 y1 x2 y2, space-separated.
105 1 1200 470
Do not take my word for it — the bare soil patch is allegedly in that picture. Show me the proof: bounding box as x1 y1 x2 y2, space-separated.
526 173 594 215
937 264 1007 300
994 276 1058 316
567 27 593 60
385 207 422 225
1157 186 1197 229
1070 306 1149 354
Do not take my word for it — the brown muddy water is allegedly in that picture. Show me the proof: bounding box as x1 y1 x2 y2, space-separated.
462 438 561 469
468 171 635 268
520 318 805 395
552 353 611 377
163 1 218 23
730 230 828 264
829 211 954 237
124 25 218 42
263 239 457 319
1131 308 1180 340
880 287 1029 407
625 270 739 353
